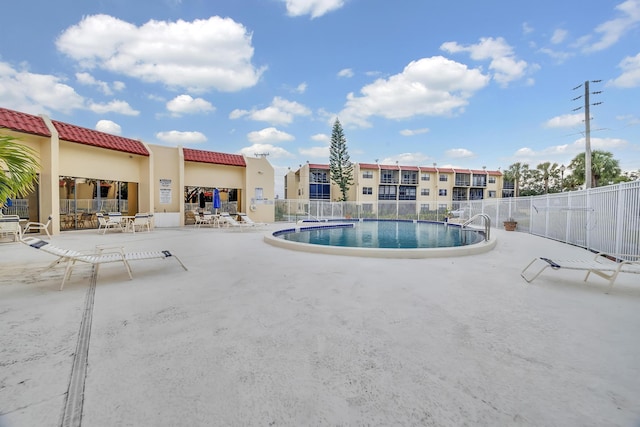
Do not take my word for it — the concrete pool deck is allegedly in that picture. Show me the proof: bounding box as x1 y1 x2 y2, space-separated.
1 224 639 426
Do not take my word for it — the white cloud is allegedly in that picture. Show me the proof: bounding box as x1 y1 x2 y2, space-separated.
550 29 568 44
441 37 530 86
166 95 215 117
155 130 207 144
0 61 84 115
282 0 345 18
581 0 640 53
238 143 294 159
337 68 354 78
56 14 266 93
446 148 475 158
608 52 640 88
311 133 330 142
543 113 583 128
338 56 489 128
538 47 574 63
299 146 329 157
512 137 629 163
295 82 307 93
76 72 113 95
247 127 295 144
88 99 140 116
230 96 311 125
113 81 126 91
95 119 122 135
380 153 431 165
522 22 534 35
400 128 429 136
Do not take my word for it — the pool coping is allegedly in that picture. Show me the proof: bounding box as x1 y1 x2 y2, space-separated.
264 220 497 259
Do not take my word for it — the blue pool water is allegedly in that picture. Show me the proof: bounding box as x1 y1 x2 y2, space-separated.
275 220 484 249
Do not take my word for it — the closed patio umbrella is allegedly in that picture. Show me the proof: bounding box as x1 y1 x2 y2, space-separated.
213 188 221 214
199 191 206 210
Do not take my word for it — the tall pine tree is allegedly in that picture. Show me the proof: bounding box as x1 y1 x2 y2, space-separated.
329 118 354 201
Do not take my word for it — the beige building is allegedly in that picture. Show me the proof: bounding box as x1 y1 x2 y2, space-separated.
0 106 275 235
285 162 505 215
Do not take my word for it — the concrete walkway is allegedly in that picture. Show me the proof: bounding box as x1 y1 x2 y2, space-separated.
1 225 639 426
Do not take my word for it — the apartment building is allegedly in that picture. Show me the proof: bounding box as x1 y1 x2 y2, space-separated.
285 162 504 214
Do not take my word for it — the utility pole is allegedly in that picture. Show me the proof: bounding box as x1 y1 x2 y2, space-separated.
572 80 602 189
584 81 592 189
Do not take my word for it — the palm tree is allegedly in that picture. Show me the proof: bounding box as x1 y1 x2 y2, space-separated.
503 162 529 197
536 161 561 194
568 150 621 187
0 135 40 208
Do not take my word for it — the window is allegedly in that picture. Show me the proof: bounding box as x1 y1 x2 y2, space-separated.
420 188 430 196
309 184 330 199
439 174 448 182
399 186 416 200
488 176 496 184
488 190 496 198
378 185 396 200
381 172 396 183
362 187 373 195
362 171 373 179
420 203 430 211
421 173 430 181
439 189 447 196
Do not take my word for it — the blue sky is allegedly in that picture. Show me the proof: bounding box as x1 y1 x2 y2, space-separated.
1 0 639 197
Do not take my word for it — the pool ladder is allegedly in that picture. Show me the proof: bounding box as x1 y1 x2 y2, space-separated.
461 213 491 241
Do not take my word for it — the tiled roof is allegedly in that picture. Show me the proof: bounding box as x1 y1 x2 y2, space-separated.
52 120 149 156
419 167 437 172
379 164 400 170
183 148 246 167
308 163 329 169
359 163 379 169
400 166 419 171
488 170 503 176
0 107 51 137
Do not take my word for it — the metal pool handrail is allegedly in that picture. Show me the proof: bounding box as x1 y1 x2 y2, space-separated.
462 213 491 241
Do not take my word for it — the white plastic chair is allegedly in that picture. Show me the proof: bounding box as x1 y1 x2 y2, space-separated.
0 215 22 241
96 213 123 234
23 214 53 238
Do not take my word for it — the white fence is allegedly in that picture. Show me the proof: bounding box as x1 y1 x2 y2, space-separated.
275 180 640 257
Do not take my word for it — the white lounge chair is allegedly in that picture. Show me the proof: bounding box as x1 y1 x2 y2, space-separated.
0 215 22 241
22 237 188 290
237 212 266 227
521 252 640 293
219 212 251 230
23 214 53 238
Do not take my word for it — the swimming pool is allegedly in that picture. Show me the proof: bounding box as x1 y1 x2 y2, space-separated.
264 220 497 258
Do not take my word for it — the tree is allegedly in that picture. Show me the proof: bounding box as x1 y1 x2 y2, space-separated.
329 118 354 201
503 162 529 197
568 150 621 187
536 161 562 194
0 135 40 208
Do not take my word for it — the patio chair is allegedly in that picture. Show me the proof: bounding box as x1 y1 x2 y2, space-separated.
0 215 22 241
521 252 640 293
23 214 53 238
96 213 123 234
22 237 188 290
132 213 151 233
